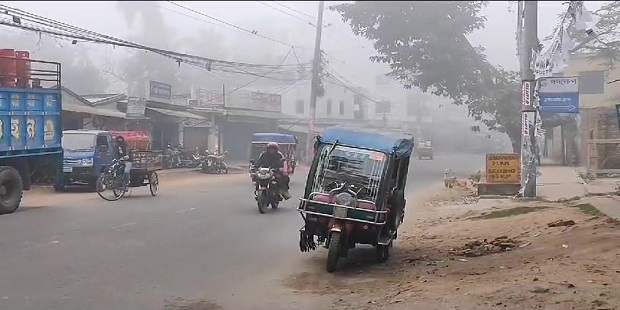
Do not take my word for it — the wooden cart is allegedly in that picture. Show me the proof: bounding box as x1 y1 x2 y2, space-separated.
128 150 163 196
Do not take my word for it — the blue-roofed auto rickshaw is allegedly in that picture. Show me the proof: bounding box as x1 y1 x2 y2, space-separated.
298 126 414 272
249 133 298 181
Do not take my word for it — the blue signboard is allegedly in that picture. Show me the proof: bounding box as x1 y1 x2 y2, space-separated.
148 81 172 101
538 77 579 114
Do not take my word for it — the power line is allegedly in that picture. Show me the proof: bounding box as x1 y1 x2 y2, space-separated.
0 5 310 80
167 1 311 50
257 1 315 26
272 2 316 21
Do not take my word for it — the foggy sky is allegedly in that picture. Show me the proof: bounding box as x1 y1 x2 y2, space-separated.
2 0 606 129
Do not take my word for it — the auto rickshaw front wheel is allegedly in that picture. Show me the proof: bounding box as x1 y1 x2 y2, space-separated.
326 232 341 273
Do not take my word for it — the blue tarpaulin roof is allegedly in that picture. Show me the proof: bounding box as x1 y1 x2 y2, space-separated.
320 126 414 157
251 133 297 144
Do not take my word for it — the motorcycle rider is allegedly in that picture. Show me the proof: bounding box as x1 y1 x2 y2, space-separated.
256 142 291 200
115 135 132 186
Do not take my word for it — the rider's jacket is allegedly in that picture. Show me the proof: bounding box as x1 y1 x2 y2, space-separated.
116 142 132 161
257 151 284 169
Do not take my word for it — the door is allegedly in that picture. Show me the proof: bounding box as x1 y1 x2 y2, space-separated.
95 134 112 173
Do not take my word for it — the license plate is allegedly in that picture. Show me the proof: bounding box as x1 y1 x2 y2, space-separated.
63 166 73 173
333 206 348 218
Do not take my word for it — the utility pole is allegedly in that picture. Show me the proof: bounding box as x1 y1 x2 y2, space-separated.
220 83 225 154
519 1 538 197
305 0 325 163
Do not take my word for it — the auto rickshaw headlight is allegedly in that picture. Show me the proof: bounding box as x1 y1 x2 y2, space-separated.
335 192 356 207
80 158 93 166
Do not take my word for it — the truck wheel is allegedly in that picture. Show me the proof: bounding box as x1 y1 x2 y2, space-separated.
0 166 24 215
54 184 65 192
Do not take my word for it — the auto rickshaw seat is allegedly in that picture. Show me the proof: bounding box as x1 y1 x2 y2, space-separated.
357 201 377 210
310 192 330 203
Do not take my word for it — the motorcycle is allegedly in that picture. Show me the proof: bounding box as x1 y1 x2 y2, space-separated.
175 146 201 168
201 150 228 174
253 165 281 214
163 143 180 169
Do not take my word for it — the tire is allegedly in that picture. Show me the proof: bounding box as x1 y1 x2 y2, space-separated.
53 183 65 192
257 192 267 214
376 241 392 263
96 173 124 201
221 163 228 174
0 166 23 215
149 172 159 196
271 201 279 209
326 232 341 273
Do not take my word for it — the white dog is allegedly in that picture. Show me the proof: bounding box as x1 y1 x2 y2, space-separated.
444 169 455 188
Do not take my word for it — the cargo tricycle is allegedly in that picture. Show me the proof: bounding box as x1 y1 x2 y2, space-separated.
298 126 414 272
96 131 162 201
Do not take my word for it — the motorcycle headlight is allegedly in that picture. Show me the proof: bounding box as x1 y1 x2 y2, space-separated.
335 192 356 207
80 158 93 166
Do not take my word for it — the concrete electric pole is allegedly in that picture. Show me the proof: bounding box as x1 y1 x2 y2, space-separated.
305 0 325 162
519 1 538 197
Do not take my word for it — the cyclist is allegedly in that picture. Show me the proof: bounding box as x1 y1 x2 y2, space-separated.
115 135 132 186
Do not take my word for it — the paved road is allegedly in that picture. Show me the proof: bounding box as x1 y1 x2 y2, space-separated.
0 153 484 310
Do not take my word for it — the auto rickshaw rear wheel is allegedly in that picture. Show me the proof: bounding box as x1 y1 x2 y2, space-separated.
376 241 392 263
326 232 341 273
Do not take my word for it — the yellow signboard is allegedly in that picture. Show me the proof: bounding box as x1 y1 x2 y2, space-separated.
486 153 520 184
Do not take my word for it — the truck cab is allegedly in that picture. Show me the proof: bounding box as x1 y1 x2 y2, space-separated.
58 130 115 189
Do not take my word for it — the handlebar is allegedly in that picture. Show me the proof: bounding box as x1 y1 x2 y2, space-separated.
327 181 364 198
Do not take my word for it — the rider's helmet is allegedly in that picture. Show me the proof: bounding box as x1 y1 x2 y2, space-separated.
115 135 125 144
267 142 278 153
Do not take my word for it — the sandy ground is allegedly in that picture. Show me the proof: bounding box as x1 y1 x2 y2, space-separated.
284 180 620 310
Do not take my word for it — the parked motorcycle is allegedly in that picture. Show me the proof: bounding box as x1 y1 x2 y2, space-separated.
252 164 281 214
201 150 228 174
163 143 179 169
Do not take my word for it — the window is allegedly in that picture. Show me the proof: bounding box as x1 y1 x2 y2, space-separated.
407 103 416 116
295 99 304 114
339 100 345 115
579 71 604 94
375 100 391 114
326 99 332 115
96 135 108 146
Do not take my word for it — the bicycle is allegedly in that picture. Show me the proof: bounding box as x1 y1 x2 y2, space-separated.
96 158 129 201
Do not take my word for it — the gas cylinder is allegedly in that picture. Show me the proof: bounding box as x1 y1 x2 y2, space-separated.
0 49 16 87
15 50 31 88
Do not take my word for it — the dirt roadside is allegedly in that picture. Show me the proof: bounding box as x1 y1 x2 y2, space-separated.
284 180 620 310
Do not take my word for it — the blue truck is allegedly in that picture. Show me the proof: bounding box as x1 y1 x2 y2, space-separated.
0 56 63 214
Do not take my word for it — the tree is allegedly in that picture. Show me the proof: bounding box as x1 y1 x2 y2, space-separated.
116 1 182 95
332 1 524 152
565 1 620 71
0 33 110 94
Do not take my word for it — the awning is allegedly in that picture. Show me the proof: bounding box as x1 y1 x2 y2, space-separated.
226 108 282 119
146 107 206 120
63 101 130 119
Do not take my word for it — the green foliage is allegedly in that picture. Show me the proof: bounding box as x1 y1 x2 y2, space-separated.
331 1 523 151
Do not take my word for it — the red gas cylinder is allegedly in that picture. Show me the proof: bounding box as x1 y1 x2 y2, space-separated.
15 50 31 88
0 49 16 87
